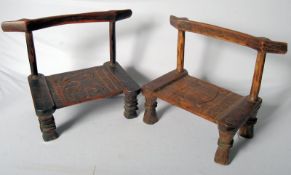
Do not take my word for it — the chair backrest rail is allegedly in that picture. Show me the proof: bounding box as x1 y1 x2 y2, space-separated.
1 10 132 32
170 15 287 54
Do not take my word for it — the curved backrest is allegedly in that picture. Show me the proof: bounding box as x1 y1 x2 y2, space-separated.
1 10 132 32
1 10 132 75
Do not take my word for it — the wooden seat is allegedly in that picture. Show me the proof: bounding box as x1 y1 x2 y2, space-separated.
2 10 140 141
142 16 287 165
144 70 262 125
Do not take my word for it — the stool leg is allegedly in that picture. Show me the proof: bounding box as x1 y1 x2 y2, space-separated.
124 90 139 119
143 96 158 124
38 114 58 142
239 113 258 139
214 126 236 165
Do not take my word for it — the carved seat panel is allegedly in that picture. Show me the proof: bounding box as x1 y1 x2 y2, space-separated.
46 65 123 108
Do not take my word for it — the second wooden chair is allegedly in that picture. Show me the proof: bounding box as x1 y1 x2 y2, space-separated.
142 15 287 165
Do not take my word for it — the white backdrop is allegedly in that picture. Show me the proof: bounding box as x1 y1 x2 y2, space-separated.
0 0 290 174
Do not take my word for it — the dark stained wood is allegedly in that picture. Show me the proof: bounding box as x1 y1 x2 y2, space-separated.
170 16 287 54
103 62 140 93
38 115 59 142
1 10 132 32
28 73 58 141
104 62 140 118
45 65 124 108
109 21 116 64
25 31 38 75
123 91 139 119
28 74 56 116
43 62 140 109
2 9 139 141
142 15 288 165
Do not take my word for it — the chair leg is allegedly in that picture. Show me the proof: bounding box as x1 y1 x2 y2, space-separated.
38 114 58 142
239 113 258 139
124 90 139 119
143 96 158 124
214 126 236 165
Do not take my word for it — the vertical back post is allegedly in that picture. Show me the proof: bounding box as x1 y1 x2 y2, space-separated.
249 50 266 102
177 30 185 72
25 31 38 75
109 21 116 65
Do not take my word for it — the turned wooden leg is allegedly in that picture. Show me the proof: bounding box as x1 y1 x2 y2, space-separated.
214 126 236 165
38 114 58 141
124 90 139 119
143 96 158 124
239 114 258 139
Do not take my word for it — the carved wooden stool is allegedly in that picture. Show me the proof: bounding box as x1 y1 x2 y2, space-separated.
142 16 287 165
2 10 140 141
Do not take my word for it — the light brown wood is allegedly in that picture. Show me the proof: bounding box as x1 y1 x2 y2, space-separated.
177 30 185 72
219 96 262 129
170 16 287 54
157 75 242 122
142 15 288 165
249 51 266 102
142 70 188 95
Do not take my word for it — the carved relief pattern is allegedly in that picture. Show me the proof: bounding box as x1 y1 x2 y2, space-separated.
46 66 123 108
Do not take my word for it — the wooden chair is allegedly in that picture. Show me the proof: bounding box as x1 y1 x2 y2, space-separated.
142 16 287 165
1 9 140 142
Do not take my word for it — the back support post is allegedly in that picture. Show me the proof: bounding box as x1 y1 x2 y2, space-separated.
25 31 38 75
109 21 116 65
177 30 185 72
249 50 266 102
